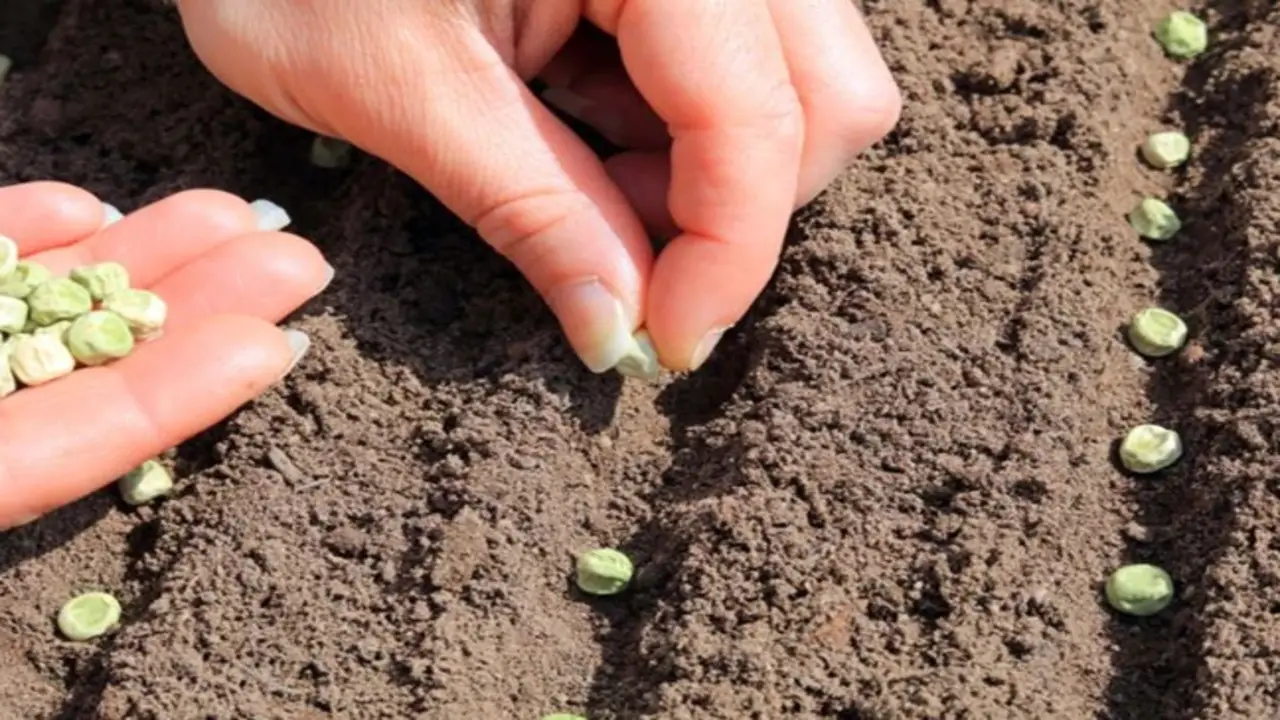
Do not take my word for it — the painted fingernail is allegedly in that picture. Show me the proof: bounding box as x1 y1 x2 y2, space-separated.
250 199 291 231
615 329 660 381
690 326 730 371
546 279 638 374
280 329 311 379
101 202 123 227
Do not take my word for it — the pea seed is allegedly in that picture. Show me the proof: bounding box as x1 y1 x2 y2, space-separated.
575 548 634 596
9 334 75 386
56 591 122 641
310 134 353 169
0 295 29 334
27 278 92 326
118 459 174 506
0 349 16 398
101 289 167 339
1127 307 1187 358
614 330 660 381
1140 131 1191 169
0 234 18 278
1154 11 1208 59
1106 563 1174 616
1119 424 1182 474
0 261 50 299
34 320 72 344
70 262 131 302
1127 198 1181 241
67 311 135 366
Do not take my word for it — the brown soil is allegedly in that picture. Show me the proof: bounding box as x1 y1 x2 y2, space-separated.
2 1 1279 718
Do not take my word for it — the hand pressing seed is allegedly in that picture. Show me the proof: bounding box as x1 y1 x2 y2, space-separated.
614 330 661 380
0 261 52 299
27 278 92 326
9 334 75 386
1119 424 1182 474
1106 563 1174 616
1127 198 1181 241
0 295 29 334
1127 307 1187 358
0 235 18 278
56 591 122 641
1141 131 1191 169
67 311 135 366
1154 11 1208 59
575 548 634 596
118 459 174 506
101 289 167 339
70 262 130 302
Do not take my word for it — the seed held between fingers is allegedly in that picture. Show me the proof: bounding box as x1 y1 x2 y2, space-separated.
118 459 175 506
613 330 661 380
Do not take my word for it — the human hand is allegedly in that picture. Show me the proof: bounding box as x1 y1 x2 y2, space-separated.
173 0 900 376
0 182 330 530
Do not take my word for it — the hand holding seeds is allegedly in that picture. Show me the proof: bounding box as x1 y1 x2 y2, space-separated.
0 183 330 531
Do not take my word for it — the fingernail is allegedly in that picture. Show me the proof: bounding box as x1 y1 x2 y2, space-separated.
279 329 311 379
101 202 123 227
546 279 638 374
690 326 730 371
250 199 291 231
317 262 335 294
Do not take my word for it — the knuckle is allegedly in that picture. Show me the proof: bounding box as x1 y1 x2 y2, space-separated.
470 187 593 260
824 74 904 150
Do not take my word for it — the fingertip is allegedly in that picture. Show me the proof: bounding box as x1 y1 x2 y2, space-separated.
0 181 105 250
149 188 258 235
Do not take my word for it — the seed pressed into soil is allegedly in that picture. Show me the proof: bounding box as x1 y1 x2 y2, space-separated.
4 3 1280 720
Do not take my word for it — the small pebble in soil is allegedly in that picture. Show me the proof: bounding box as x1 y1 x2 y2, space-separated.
575 548 634 596
70 261 130 302
249 198 291 232
1140 131 1191 169
1119 424 1183 474
118 459 174 506
1105 563 1174 617
1153 11 1208 60
310 134 353 169
1126 307 1187 358
57 591 122 641
9 334 75 386
66 311 135 366
613 329 661 380
1126 197 1181 241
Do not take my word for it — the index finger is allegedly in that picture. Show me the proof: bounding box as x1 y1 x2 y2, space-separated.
589 0 804 370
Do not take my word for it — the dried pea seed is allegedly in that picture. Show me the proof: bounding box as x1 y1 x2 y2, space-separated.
575 548 634 596
118 459 174 506
57 591 122 641
1127 307 1187 358
1106 564 1174 616
1119 424 1182 474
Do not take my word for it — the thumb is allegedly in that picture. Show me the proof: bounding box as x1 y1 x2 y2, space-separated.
174 1 658 378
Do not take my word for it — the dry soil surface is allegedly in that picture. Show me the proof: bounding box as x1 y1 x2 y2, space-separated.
2 1 1280 718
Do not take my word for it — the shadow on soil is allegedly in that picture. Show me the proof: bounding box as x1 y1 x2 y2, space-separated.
1104 3 1275 719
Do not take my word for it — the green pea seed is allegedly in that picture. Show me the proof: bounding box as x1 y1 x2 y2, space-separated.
0 261 50 299
0 234 18 278
1106 563 1174 616
101 288 167 339
9 334 75 386
67 311 135 366
575 548 634 596
57 591 122 641
1119 424 1182 474
310 134 353 169
1140 131 1191 169
26 278 92 326
1153 11 1208 59
70 262 131 302
118 459 174 506
1127 198 1181 241
0 349 16 398
34 320 72 344
1127 307 1187 358
613 330 660 381
0 295 29 334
